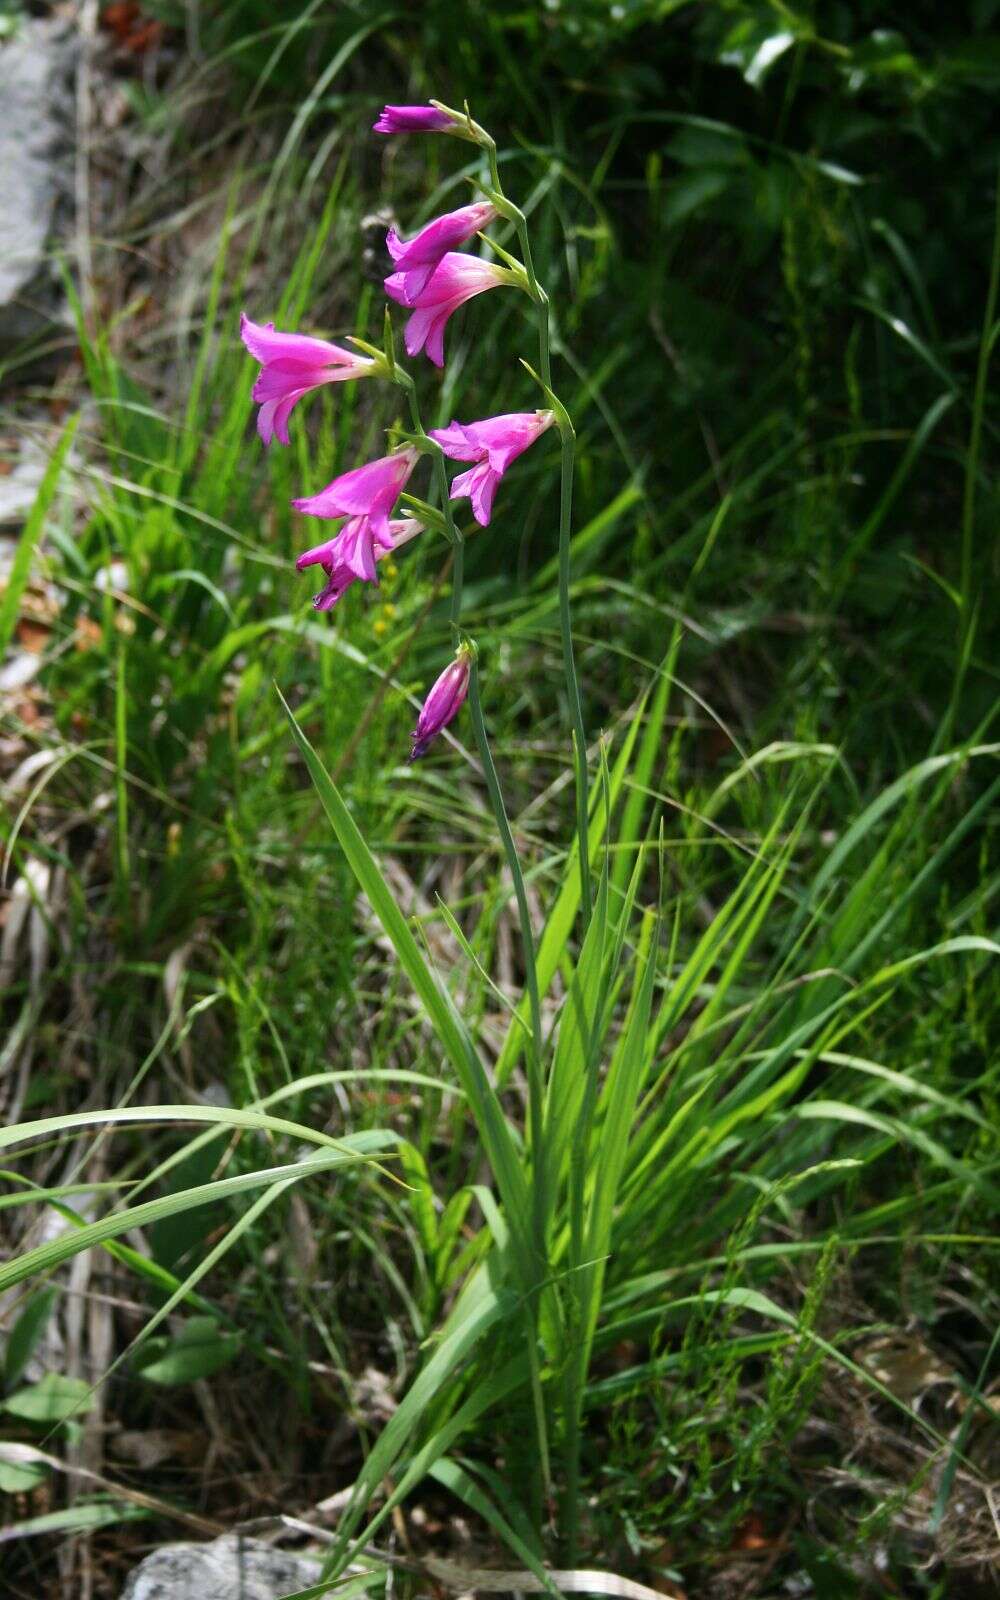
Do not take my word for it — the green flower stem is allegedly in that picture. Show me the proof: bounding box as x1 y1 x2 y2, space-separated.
485 140 551 388
468 657 546 1263
439 456 465 647
557 419 592 927
949 161 1000 742
483 146 591 927
401 374 543 1201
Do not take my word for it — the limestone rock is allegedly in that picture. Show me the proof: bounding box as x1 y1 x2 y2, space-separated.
120 1533 322 1600
0 17 75 352
0 436 49 527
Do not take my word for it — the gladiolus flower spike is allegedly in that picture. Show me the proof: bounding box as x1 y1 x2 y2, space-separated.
386 202 499 302
240 314 377 446
410 645 473 762
385 253 510 368
372 104 454 135
429 411 555 526
297 518 423 612
292 448 419 583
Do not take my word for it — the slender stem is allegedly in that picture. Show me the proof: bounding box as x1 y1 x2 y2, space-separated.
516 218 550 389
946 160 1000 743
442 458 465 646
561 951 613 1566
467 660 546 1257
485 138 551 387
961 163 1000 625
561 1363 584 1566
484 151 589 921
557 422 592 926
467 665 547 1536
403 380 464 644
489 157 588 928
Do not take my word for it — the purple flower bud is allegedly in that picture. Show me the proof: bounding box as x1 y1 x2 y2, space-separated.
373 104 454 135
410 646 473 762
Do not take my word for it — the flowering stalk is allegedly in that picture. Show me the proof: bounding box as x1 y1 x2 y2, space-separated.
250 95 607 1570
391 367 545 1273
466 652 546 1240
469 124 601 1561
477 150 592 927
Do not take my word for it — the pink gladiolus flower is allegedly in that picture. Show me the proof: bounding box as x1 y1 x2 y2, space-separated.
297 517 423 611
240 313 376 446
384 253 508 368
292 448 419 582
410 646 473 762
386 202 499 302
429 410 555 526
373 104 454 135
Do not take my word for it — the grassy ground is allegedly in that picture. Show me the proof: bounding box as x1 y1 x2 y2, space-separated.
1 4 998 1597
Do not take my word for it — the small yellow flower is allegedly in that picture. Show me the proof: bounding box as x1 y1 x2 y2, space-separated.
373 619 388 638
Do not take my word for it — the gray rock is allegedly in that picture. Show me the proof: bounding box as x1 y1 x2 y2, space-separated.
0 18 76 352
0 436 48 527
120 1533 323 1600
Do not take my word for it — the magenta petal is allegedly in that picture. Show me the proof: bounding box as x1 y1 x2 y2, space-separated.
240 313 350 367
298 452 416 520
423 312 447 369
398 262 437 302
409 650 472 761
384 270 412 307
403 305 434 359
241 312 375 447
293 486 342 518
296 534 343 570
451 462 498 526
253 363 319 403
272 395 300 446
312 567 353 610
429 422 474 459
387 204 500 303
432 410 554 510
257 399 277 447
373 104 453 135
336 519 379 582
391 254 505 366
258 393 304 447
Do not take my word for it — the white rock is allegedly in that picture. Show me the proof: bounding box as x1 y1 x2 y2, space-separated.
0 436 49 527
120 1534 322 1600
0 18 75 349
